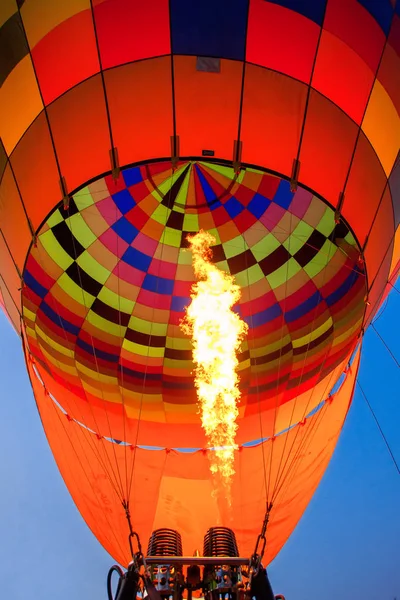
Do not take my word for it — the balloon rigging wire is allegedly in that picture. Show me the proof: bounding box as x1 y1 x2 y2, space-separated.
126 165 177 501
371 296 389 324
271 223 344 501
272 398 332 506
387 280 399 295
272 369 337 504
0 272 21 317
22 328 127 558
277 274 399 499
273 337 361 504
370 322 400 369
271 343 359 505
357 380 400 476
275 233 399 499
66 207 126 499
363 226 399 323
242 211 269 522
114 180 130 502
266 209 294 507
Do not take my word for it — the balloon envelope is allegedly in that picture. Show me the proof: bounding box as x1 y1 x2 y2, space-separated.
0 0 399 565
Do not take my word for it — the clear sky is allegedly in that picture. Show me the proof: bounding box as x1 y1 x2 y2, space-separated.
0 288 399 600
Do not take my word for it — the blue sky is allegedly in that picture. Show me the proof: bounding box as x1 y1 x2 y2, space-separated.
0 289 399 600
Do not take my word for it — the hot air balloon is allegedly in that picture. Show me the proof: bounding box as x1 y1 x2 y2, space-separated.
0 0 399 598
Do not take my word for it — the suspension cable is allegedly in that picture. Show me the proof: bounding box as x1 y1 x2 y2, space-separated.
249 501 273 572
388 280 399 295
370 322 400 369
357 380 400 476
122 499 146 569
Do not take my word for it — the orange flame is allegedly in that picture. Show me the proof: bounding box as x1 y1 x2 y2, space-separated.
181 230 248 490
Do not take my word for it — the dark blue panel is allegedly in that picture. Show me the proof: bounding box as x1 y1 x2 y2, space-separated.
210 199 222 211
112 217 139 244
268 0 326 25
225 196 244 218
244 303 282 327
112 189 135 214
273 180 293 210
122 246 152 271
195 165 217 202
171 296 189 312
170 0 248 59
247 193 271 218
326 272 359 307
285 290 323 322
24 271 48 299
40 301 80 336
142 273 175 295
358 0 394 35
123 167 142 187
76 338 120 363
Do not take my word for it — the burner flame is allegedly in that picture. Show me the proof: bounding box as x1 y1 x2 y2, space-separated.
181 231 248 492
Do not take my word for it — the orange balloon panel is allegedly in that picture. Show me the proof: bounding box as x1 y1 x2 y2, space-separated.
9 112 61 233
0 234 21 317
29 341 360 565
174 57 243 159
0 54 43 154
104 57 174 166
0 276 20 332
0 165 32 272
241 66 307 177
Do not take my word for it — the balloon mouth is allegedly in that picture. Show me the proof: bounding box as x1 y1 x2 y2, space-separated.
21 159 366 446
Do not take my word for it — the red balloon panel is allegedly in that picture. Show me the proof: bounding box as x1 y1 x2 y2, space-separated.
341 132 388 248
378 42 400 119
324 0 385 73
31 9 99 105
241 66 307 176
299 90 359 207
47 75 111 193
364 186 395 289
312 29 375 124
92 0 171 69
